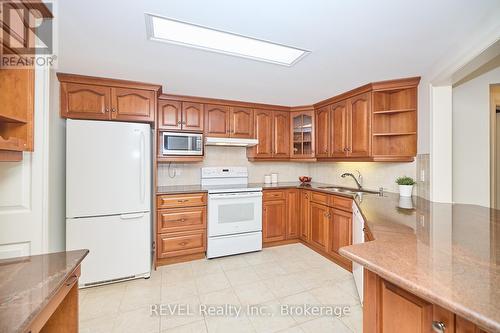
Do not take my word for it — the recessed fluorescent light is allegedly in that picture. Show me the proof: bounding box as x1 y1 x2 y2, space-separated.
145 14 309 66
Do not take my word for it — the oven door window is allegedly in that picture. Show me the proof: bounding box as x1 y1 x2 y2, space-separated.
218 202 254 224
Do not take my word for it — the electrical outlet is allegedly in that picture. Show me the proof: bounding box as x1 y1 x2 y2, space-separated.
419 214 425 227
420 169 425 182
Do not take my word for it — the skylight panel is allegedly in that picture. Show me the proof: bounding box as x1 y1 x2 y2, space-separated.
145 14 309 66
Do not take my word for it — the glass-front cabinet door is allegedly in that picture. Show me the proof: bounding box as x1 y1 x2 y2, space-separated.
291 111 315 158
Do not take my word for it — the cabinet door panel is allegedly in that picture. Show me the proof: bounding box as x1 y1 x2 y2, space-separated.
263 200 287 243
328 208 352 255
61 83 110 120
331 101 348 157
348 92 371 157
310 202 329 251
315 106 330 157
300 191 311 241
253 110 273 157
380 280 432 333
273 111 290 158
158 100 182 130
111 88 155 122
182 102 204 132
286 189 299 239
205 104 230 137
230 107 254 138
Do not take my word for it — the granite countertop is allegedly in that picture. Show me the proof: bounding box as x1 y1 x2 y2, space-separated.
341 194 500 332
157 181 500 330
0 250 89 333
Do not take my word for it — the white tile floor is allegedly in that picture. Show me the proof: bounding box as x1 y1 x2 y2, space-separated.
79 243 362 333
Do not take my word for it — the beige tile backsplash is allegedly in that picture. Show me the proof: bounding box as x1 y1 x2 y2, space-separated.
157 146 418 194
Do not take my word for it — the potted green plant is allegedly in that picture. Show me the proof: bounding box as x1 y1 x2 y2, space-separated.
395 176 416 197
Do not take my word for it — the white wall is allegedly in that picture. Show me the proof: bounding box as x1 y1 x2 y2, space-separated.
158 146 416 194
452 66 500 206
47 72 66 252
158 146 311 185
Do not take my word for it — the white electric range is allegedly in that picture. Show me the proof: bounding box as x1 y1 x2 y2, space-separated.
201 167 262 258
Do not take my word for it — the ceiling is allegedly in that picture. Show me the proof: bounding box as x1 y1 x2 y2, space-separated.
56 0 500 106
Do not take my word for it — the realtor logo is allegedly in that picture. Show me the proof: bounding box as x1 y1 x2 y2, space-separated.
1 1 55 68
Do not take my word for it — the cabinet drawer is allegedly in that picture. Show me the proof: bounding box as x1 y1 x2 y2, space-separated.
157 230 206 258
310 191 330 206
157 193 206 208
263 190 285 200
157 207 206 233
332 195 352 212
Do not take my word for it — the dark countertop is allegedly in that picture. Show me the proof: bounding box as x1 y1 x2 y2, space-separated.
157 182 500 331
0 250 89 333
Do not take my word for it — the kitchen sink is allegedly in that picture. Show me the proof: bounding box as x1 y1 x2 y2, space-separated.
318 186 380 195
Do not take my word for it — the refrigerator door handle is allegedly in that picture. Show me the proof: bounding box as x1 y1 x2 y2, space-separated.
120 212 145 220
140 131 146 204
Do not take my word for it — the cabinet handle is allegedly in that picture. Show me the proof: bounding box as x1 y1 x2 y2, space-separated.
179 241 188 246
172 218 187 223
431 321 446 333
105 107 110 113
177 199 189 203
112 108 117 113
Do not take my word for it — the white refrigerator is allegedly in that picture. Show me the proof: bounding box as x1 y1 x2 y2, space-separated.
66 119 152 287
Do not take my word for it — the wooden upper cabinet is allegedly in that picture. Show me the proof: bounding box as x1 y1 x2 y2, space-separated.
158 100 182 130
348 92 371 157
309 202 329 251
205 104 230 137
60 83 110 120
273 111 290 158
252 109 273 158
58 73 161 123
182 102 204 132
315 106 330 157
331 100 348 157
291 110 314 159
230 107 254 138
263 199 287 243
111 88 155 122
328 208 352 256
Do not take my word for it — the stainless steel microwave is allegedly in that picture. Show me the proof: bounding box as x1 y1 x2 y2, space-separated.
162 132 203 156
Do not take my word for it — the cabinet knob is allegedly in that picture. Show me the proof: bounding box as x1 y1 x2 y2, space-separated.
432 321 446 333
112 108 116 112
105 107 110 112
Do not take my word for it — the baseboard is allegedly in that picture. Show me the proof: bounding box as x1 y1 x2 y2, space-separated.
155 253 205 268
263 238 300 248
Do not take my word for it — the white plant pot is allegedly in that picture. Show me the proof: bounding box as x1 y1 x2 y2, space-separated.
399 185 413 197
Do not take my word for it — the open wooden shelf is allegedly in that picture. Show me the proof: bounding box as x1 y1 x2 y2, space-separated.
371 85 418 159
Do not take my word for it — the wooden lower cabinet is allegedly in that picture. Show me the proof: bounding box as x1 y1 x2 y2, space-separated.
263 189 301 245
263 197 287 243
300 190 311 241
364 269 490 333
155 193 207 265
157 230 206 258
327 208 352 268
286 189 300 239
309 202 329 251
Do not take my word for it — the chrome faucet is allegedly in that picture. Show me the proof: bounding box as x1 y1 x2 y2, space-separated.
341 170 363 190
